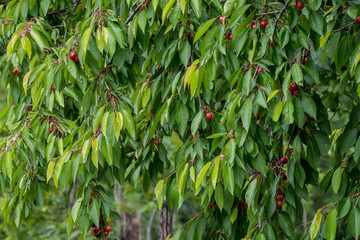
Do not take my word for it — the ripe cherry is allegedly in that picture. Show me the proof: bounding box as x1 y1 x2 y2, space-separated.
154 140 160 145
260 21 267 28
282 174 287 181
93 227 100 233
49 128 55 133
293 91 298 97
206 112 213 120
297 2 303 10
304 57 308 63
13 69 18 75
73 57 79 63
229 34 233 40
307 115 313 120
280 157 288 164
277 194 284 201
219 16 224 24
106 226 112 232
140 5 144 11
290 83 298 92
280 0 284 2
257 68 263 73
105 232 109 237
89 198 92 204
240 204 247 212
356 17 360 24
252 24 257 29
276 201 283 208
70 53 76 59
270 40 275 46
151 107 154 113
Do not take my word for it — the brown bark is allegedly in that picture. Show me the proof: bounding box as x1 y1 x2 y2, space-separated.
159 199 173 240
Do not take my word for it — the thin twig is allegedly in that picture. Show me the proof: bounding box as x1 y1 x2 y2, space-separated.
274 0 289 27
255 11 280 16
131 0 140 10
125 4 142 24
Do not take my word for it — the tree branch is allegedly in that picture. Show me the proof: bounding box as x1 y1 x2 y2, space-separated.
255 11 280 16
274 0 289 27
125 4 142 24
284 125 296 157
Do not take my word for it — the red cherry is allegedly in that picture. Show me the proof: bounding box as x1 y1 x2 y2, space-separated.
89 198 92 204
276 201 283 208
280 0 284 2
290 83 298 92
240 204 247 212
282 174 287 181
49 128 55 133
206 112 213 120
13 69 18 75
229 34 233 40
151 107 154 113
277 195 284 201
106 226 112 232
297 2 303 10
304 57 308 63
105 232 109 237
257 68 263 73
73 57 79 63
70 53 76 59
154 140 160 145
280 157 288 164
219 16 224 24
356 17 360 24
293 91 298 97
140 5 144 11
91 223 96 228
260 21 267 28
270 40 275 46
252 24 257 29
93 227 100 233
307 115 313 120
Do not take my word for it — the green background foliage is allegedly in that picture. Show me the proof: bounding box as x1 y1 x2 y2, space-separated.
1 0 360 239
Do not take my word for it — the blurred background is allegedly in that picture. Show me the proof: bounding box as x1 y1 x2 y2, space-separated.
0 81 345 239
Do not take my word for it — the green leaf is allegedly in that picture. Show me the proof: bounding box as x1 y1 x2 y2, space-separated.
29 29 49 50
180 41 191 67
267 90 280 102
283 100 294 124
193 18 216 43
80 27 93 64
222 163 234 195
253 154 267 176
91 138 99 168
46 161 55 182
155 179 165 200
301 93 317 119
101 111 110 137
272 101 283 122
178 163 189 197
195 161 212 194
120 109 136 139
4 152 12 179
310 209 322 240
66 59 77 79
325 209 337 240
92 106 105 133
45 136 55 161
332 167 343 194
71 198 83 222
240 98 252 132
278 213 295 237
214 184 224 210
348 205 360 238
89 200 100 227
227 4 251 29
291 63 303 85
191 112 202 136
82 139 91 159
304 66 320 84
212 156 219 188
162 0 176 22
310 11 324 35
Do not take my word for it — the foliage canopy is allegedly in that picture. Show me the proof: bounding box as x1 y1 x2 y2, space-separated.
1 0 360 239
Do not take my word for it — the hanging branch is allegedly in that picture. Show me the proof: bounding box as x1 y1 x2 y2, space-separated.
125 4 142 24
274 0 290 27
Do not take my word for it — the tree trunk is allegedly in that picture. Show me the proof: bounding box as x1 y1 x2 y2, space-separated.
68 185 77 208
159 199 173 240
